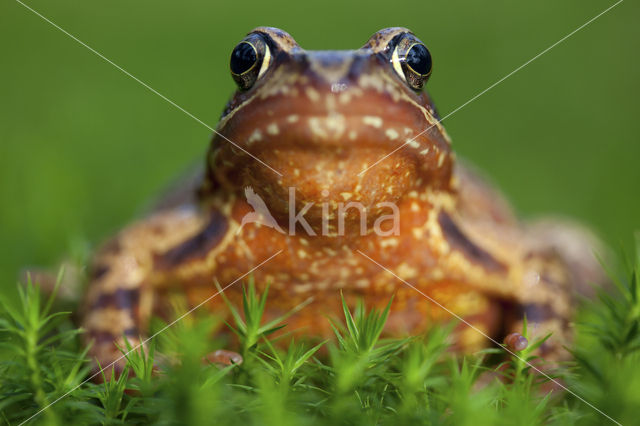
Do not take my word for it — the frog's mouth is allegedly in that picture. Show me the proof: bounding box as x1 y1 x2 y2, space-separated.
215 75 450 156
210 111 453 231
216 110 451 181
209 85 453 224
216 98 449 166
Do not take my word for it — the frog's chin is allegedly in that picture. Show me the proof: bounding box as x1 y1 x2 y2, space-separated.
209 110 454 230
210 117 453 219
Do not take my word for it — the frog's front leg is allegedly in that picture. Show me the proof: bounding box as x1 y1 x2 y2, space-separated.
452 165 606 360
81 203 230 377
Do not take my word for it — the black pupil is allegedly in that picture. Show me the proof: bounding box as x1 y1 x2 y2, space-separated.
406 44 431 75
230 42 257 74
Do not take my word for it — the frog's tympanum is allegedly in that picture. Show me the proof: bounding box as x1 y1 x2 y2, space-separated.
82 27 604 372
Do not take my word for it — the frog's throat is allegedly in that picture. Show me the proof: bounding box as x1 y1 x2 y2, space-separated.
203 128 453 237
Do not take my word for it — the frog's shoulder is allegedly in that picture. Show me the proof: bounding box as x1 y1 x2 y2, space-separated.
452 159 517 226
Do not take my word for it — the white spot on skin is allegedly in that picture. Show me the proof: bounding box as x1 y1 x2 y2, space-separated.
348 130 357 140
437 152 446 167
357 74 385 93
363 116 383 128
412 227 424 239
340 192 353 200
339 92 352 104
247 129 262 144
420 148 430 155
396 262 418 279
380 238 399 248
316 280 330 290
309 117 329 139
339 268 351 279
286 114 299 123
306 87 321 102
385 129 399 140
322 247 337 256
325 114 346 137
406 139 420 149
293 283 314 293
266 123 279 135
355 279 370 288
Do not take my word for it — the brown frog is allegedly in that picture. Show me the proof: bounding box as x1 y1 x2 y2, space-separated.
81 27 604 372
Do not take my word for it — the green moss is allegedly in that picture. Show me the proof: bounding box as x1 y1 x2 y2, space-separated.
1 247 639 425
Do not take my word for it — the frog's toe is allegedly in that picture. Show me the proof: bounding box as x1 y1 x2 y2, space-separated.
20 262 83 303
204 349 243 367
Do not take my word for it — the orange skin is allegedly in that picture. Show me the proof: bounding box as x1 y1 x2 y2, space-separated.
81 27 604 374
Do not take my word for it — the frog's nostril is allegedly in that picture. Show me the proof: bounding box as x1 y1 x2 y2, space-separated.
331 83 349 93
306 51 356 84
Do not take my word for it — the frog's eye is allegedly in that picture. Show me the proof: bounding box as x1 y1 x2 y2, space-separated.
389 35 432 90
230 35 272 91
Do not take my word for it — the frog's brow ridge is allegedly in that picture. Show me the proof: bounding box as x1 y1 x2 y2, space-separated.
250 26 300 53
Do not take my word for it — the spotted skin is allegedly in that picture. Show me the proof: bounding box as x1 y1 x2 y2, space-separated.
82 27 605 374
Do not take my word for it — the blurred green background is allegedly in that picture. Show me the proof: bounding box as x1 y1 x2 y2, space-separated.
0 0 638 300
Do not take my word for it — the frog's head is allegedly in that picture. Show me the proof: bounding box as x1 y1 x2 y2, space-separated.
206 27 453 228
